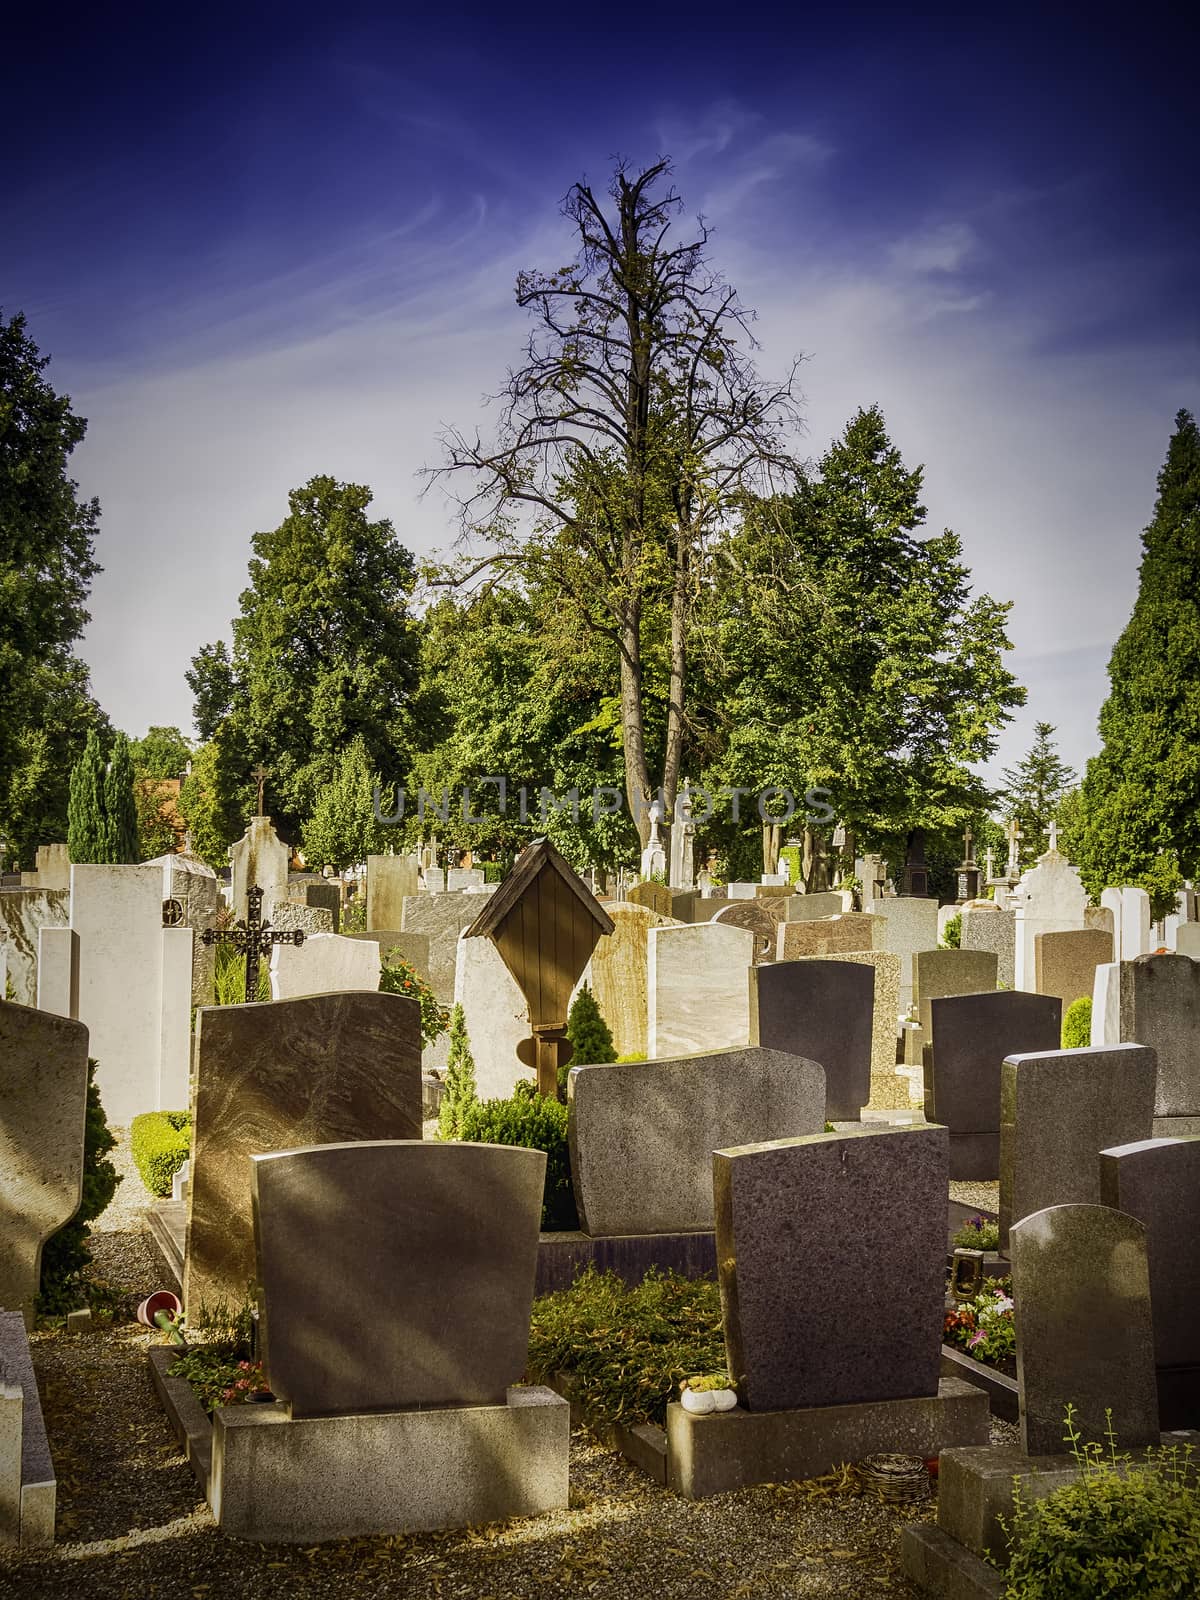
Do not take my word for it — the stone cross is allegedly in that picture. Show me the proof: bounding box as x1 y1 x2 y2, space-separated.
252 765 269 817
201 884 304 1003
1006 818 1022 878
1047 820 1060 854
963 826 974 861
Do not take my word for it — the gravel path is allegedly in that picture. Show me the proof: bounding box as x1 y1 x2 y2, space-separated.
1 1134 1012 1598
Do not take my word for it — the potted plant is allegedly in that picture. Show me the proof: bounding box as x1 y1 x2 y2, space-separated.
679 1371 738 1414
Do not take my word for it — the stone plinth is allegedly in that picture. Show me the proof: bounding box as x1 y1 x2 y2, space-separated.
210 1386 569 1542
748 961 872 1120
567 1047 825 1236
647 923 755 1058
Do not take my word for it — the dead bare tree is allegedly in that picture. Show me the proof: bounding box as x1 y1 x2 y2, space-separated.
429 158 804 844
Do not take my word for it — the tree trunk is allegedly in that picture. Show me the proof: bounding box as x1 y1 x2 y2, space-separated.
661 522 688 830
619 596 652 846
762 822 781 876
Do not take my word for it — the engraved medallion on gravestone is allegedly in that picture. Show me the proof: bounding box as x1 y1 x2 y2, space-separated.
252 1140 545 1417
714 1124 948 1411
1010 1203 1160 1455
748 961 872 1121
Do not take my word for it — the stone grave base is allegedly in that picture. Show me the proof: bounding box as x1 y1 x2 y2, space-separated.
938 1348 1017 1422
947 1133 999 1182
901 1433 1200 1597
1153 1113 1200 1137
0 1312 55 1547
665 1378 988 1499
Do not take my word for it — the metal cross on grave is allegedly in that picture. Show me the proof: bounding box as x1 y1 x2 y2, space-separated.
200 884 304 1003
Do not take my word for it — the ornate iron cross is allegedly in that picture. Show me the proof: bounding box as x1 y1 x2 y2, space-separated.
201 884 304 1003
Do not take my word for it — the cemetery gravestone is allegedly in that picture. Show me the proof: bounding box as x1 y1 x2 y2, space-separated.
1034 928 1113 1008
1010 1203 1159 1455
626 880 673 918
402 890 493 1001
229 815 289 923
1175 924 1200 959
875 897 940 1013
1094 953 1200 1119
567 1047 826 1236
1101 885 1153 961
914 949 998 1040
344 930 431 982
711 899 778 963
0 1310 55 1545
960 902 1016 989
785 891 847 922
715 1124 948 1410
184 990 422 1315
0 889 69 1007
366 855 419 931
748 961 872 1121
269 932 382 1000
999 1043 1156 1245
1099 1135 1200 1425
20 844 70 892
925 991 1061 1179
776 913 881 960
809 950 907 1110
1013 848 1088 991
253 1141 546 1414
304 882 341 932
445 867 485 891
453 932 530 1099
648 922 755 1058
0 1004 89 1327
587 901 680 1059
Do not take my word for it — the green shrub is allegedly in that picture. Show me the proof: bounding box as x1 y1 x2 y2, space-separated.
481 861 505 883
940 912 962 949
39 1059 120 1314
1063 996 1093 1049
952 1214 1001 1251
436 1003 478 1139
213 941 269 1004
527 1267 725 1426
459 1092 578 1231
130 1111 191 1196
616 1051 647 1063
1003 1411 1200 1598
379 952 448 1048
561 982 616 1095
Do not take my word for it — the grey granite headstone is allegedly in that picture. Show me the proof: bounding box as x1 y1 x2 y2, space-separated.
1010 1203 1159 1455
1100 1136 1200 1373
925 991 1061 1178
1111 954 1200 1116
184 991 422 1317
343 930 432 982
960 904 1016 988
999 1044 1156 1245
252 1140 544 1417
748 961 872 1120
568 1047 826 1236
401 890 490 1001
714 1124 948 1411
784 892 846 922
0 1003 89 1327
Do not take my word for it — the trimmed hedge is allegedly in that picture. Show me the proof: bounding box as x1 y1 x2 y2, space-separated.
1062 996 1093 1049
131 1110 192 1197
458 1091 578 1231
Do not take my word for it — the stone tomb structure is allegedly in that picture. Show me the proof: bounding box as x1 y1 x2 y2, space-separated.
998 1043 1156 1246
1092 952 1200 1124
1100 1135 1200 1427
647 922 755 1058
401 889 496 1003
202 1141 568 1541
183 991 423 1315
748 961 872 1121
567 1047 826 1236
924 991 1061 1179
0 1004 89 1328
0 1310 56 1546
666 1125 988 1497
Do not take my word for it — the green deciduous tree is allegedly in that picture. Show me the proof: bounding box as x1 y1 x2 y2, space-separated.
130 725 192 779
1 311 107 864
302 735 394 869
1078 410 1200 903
1002 722 1076 865
177 737 245 870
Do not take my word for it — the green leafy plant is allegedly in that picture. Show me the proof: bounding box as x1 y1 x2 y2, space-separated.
459 1092 578 1230
952 1214 1001 1251
436 1003 478 1138
1062 996 1093 1049
38 1059 120 1314
168 1347 269 1415
1002 1407 1200 1597
213 938 269 1004
561 982 616 1095
130 1111 191 1196
943 1278 1014 1368
379 952 447 1048
341 894 367 931
940 912 962 949
616 1051 647 1063
527 1268 726 1426
683 1370 734 1393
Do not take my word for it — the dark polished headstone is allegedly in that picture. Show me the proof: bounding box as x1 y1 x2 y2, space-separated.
748 961 873 1121
184 991 422 1316
1100 1135 1200 1425
999 1043 1156 1245
925 991 1061 1179
1010 1203 1159 1455
303 882 341 932
715 1124 947 1412
252 1140 545 1418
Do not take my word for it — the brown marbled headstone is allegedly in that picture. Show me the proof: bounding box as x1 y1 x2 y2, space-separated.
748 961 872 1120
252 1140 544 1417
715 1124 947 1411
776 913 881 961
1010 1203 1159 1455
0 1003 89 1328
914 948 998 1039
588 902 680 1059
711 900 779 963
1034 928 1113 1008
184 992 422 1316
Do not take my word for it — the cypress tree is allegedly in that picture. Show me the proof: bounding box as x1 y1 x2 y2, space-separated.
561 983 617 1096
104 732 139 862
67 728 108 862
437 1003 479 1139
1078 410 1200 912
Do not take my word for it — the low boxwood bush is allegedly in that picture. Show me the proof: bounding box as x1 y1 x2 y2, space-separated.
131 1110 191 1196
458 1091 578 1231
1062 996 1093 1049
952 1213 1001 1251
527 1267 725 1426
1003 1411 1200 1597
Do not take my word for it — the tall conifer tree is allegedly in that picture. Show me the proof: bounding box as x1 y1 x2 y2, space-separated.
104 733 139 862
67 728 108 862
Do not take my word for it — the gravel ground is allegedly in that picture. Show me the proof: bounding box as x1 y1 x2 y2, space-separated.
0 1134 1011 1599
948 1181 1000 1216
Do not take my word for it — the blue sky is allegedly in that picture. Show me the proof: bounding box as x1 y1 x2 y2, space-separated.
6 3 1197 783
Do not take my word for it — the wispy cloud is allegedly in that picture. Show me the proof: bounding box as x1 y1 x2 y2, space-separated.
889 220 979 274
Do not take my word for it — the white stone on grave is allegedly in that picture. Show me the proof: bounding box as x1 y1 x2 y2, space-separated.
639 799 667 882
647 922 755 1058
1090 962 1119 1045
1012 846 1088 991
269 933 382 1001
229 816 289 924
1101 885 1153 961
726 883 758 900
760 874 788 887
422 867 446 894
35 928 77 1017
445 867 486 891
453 932 530 1100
